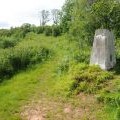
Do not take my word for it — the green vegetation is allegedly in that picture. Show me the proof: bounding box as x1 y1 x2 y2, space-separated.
0 33 118 120
0 33 51 81
0 0 120 119
68 64 113 94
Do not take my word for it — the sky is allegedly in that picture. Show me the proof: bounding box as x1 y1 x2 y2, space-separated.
0 0 65 28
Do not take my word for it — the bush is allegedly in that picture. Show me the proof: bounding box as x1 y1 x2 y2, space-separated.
0 37 16 49
44 26 52 36
0 29 12 37
1 40 15 49
68 63 113 94
74 50 90 64
0 42 51 82
9 46 51 71
52 26 61 37
0 56 13 81
9 49 31 71
36 26 45 34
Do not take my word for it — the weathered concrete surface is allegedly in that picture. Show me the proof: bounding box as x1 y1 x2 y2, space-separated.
90 29 116 70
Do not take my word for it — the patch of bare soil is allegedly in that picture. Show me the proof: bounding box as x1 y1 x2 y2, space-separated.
21 93 103 120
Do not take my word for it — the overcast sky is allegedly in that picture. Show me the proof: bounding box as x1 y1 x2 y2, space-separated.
0 0 65 28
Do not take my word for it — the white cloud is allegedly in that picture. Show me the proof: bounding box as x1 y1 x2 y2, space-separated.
0 0 65 28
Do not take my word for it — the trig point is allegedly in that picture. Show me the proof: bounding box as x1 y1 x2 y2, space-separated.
90 29 116 70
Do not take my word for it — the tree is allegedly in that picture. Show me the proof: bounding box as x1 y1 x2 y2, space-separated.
68 0 94 46
51 9 60 25
39 10 50 26
91 0 120 38
60 0 75 33
61 0 120 44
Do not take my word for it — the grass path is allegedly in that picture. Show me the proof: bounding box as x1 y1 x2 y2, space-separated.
0 35 71 120
0 53 61 120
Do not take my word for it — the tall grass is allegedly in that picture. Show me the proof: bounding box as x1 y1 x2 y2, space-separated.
0 33 52 82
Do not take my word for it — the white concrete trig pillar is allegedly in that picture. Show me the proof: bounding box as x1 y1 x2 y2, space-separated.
90 29 116 70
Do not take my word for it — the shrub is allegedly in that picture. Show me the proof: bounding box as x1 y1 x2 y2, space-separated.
68 63 113 94
0 37 16 49
0 29 12 37
52 25 61 37
44 26 52 36
74 50 90 64
0 56 13 81
30 48 50 64
0 42 52 81
9 46 51 71
0 40 15 49
36 26 45 34
9 49 31 71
